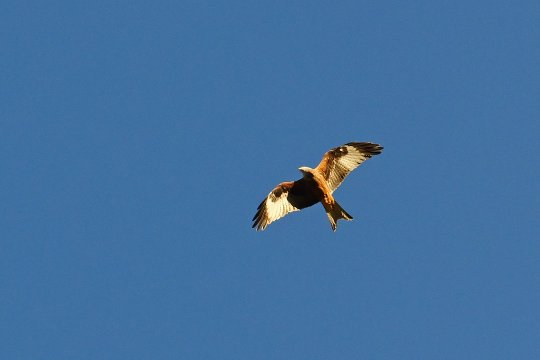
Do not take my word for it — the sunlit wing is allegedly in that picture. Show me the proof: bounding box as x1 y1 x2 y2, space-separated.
315 142 383 192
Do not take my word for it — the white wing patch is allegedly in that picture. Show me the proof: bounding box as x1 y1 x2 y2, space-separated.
252 183 300 230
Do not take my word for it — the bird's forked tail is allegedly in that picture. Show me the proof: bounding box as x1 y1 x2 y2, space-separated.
326 201 353 231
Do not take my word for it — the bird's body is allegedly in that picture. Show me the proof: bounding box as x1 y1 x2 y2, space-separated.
297 166 352 231
252 142 383 231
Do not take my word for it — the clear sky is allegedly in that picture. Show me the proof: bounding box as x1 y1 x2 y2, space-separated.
2 1 540 359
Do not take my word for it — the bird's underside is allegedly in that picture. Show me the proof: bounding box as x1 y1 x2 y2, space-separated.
252 142 383 231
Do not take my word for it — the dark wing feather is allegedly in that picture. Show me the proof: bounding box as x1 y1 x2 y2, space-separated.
315 142 383 192
252 179 319 231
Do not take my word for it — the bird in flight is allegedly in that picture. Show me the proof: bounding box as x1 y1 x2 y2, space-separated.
252 142 383 231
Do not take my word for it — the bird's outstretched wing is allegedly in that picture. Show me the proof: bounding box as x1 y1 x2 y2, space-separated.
315 142 383 193
252 179 319 231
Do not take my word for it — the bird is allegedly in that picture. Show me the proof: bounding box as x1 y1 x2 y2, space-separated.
252 142 383 231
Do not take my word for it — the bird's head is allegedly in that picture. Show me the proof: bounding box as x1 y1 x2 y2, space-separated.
298 166 314 178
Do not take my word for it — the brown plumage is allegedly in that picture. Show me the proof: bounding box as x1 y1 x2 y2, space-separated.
252 142 383 231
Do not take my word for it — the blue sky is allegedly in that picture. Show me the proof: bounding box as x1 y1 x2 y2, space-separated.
2 1 540 358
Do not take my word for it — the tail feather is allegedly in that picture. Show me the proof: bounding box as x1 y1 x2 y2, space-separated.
326 201 353 231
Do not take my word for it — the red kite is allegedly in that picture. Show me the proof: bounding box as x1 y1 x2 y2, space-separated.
252 142 383 231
